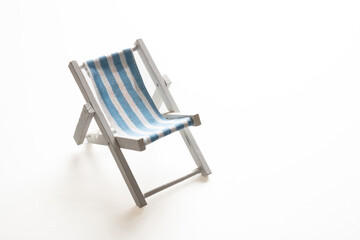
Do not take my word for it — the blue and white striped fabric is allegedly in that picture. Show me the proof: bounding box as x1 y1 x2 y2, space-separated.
84 49 193 145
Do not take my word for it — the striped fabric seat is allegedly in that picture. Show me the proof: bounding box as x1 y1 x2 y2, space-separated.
84 49 193 145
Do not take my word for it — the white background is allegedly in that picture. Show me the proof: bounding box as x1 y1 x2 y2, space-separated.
1 0 360 239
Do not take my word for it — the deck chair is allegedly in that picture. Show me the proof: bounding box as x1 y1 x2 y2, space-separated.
68 39 211 207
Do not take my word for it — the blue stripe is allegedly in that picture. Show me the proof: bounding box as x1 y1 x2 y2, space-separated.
123 49 191 131
123 49 166 120
98 56 160 142
86 60 144 138
111 53 172 136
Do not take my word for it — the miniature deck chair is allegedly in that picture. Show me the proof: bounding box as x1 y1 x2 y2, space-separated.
68 39 211 207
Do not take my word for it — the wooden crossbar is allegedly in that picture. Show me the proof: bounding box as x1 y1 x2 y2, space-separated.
144 168 202 198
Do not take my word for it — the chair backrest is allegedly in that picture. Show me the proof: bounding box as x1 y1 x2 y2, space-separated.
84 49 190 144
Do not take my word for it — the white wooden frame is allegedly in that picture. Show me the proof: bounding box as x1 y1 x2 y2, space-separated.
69 39 211 207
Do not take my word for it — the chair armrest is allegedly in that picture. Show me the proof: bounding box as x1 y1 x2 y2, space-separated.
163 112 201 126
86 131 146 151
116 136 146 151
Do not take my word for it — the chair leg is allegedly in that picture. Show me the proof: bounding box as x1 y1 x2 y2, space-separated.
180 128 212 176
108 142 147 208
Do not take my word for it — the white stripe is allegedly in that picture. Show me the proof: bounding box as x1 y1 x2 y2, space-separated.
122 51 193 132
84 60 146 142
120 52 185 132
93 59 154 139
107 56 167 138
